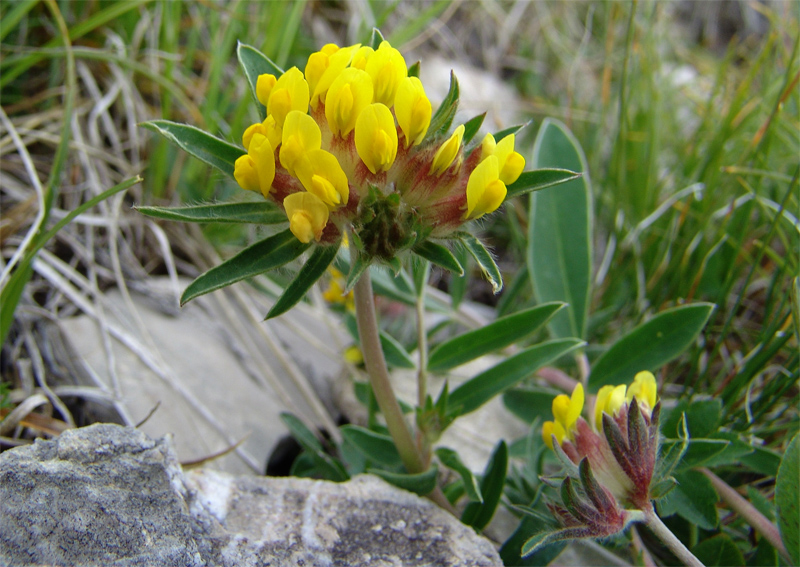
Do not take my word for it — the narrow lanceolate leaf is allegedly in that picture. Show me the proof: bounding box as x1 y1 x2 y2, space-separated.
379 331 416 369
588 303 715 391
341 425 403 468
237 41 284 118
528 118 593 341
427 302 565 372
776 433 800 565
505 168 583 200
142 120 244 179
428 71 459 138
344 253 369 294
435 447 482 503
459 233 502 293
461 441 508 530
413 241 463 276
181 229 309 305
135 201 287 225
266 243 340 320
448 339 584 418
462 113 486 145
369 465 438 495
494 121 531 142
370 28 387 50
280 413 349 482
522 527 593 558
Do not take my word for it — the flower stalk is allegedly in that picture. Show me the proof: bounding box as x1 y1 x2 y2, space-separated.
642 504 704 567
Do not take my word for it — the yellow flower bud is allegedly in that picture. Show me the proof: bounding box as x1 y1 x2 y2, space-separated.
481 133 525 185
355 103 398 174
594 384 627 430
364 41 407 106
295 149 350 209
325 68 374 137
233 155 259 193
267 67 310 127
395 77 431 148
430 124 465 176
552 383 584 433
244 133 275 198
307 44 360 109
542 420 567 450
627 371 658 413
283 192 329 243
256 73 277 107
280 110 322 177
242 115 282 151
465 156 507 219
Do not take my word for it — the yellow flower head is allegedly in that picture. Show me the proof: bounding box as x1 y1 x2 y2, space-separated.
364 41 407 106
627 371 658 414
430 124 465 176
481 133 525 185
306 44 360 109
355 103 398 174
465 155 507 220
280 110 322 177
325 68 374 137
543 383 584 450
295 149 350 209
283 192 329 243
395 77 431 149
266 67 310 127
594 384 628 430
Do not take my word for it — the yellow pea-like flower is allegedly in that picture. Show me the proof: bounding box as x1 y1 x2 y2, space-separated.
256 74 277 107
430 124 465 176
480 133 525 185
364 41 407 106
355 103 398 174
267 67 310 127
627 371 658 413
351 46 374 70
295 149 350 209
279 111 322 177
594 384 628 430
464 156 506 219
325 68 374 137
242 115 281 151
307 44 360 109
283 192 329 243
233 155 259 193
542 420 567 450
244 133 275 198
395 77 431 148
552 383 584 434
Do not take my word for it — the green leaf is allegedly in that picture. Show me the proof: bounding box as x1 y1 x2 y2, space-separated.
502 387 560 425
378 331 416 370
494 122 531 142
661 398 722 439
776 433 800 565
528 118 593 341
340 425 403 469
266 243 340 319
344 253 369 294
500 517 567 566
435 447 482 503
657 469 719 530
427 302 565 372
413 241 463 276
181 229 309 305
588 303 715 391
280 413 349 482
135 201 287 225
428 71 459 137
792 277 800 345
462 113 486 145
505 168 583 200
369 28 386 50
448 339 584 418
237 41 284 118
369 465 438 495
142 120 244 179
740 446 782 477
673 438 730 471
461 441 508 530
353 381 414 415
407 61 420 78
459 233 502 293
692 534 746 567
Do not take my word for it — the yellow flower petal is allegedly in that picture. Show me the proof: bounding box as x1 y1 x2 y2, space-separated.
325 68 374 137
551 383 584 433
256 73 277 107
430 124 465 176
364 41 407 106
307 44 360 109
355 103 398 174
295 149 350 209
395 76 431 148
351 46 374 70
594 385 615 430
279 111 322 177
465 156 507 219
233 155 259 193
627 371 658 412
246 133 275 198
493 134 525 185
283 192 329 243
267 67 310 127
542 420 567 450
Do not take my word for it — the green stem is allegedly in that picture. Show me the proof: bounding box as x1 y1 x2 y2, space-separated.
643 504 703 567
353 271 424 475
415 290 428 409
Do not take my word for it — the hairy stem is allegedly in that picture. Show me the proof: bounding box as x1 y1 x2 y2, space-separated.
700 467 791 563
353 271 424 474
643 504 703 567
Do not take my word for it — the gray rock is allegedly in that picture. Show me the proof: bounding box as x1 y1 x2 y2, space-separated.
0 423 501 567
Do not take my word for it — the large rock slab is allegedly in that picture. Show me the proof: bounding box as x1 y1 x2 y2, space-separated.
0 423 501 566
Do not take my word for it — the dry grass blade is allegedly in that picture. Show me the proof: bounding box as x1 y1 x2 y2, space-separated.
0 392 50 436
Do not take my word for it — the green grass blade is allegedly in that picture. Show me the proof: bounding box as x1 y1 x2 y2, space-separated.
427 302 566 372
135 201 286 224
181 229 309 305
0 0 39 43
266 243 340 320
505 169 582 200
142 120 244 179
528 118 593 340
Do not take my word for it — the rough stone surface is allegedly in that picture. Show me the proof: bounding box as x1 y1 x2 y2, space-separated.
0 424 501 567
